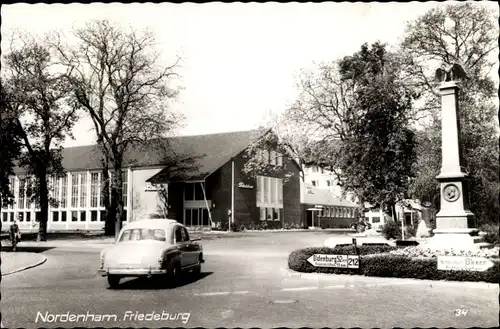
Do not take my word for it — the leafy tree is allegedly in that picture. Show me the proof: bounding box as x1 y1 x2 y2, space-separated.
334 42 417 217
56 20 182 237
401 2 499 226
0 81 22 215
2 34 79 241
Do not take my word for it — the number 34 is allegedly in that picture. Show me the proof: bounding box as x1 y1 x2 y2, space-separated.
454 309 468 316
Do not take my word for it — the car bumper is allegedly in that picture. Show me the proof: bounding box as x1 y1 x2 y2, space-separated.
97 267 167 277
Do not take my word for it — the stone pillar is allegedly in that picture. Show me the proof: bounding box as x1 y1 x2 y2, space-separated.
427 81 484 249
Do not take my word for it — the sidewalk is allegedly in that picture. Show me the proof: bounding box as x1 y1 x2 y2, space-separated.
1 251 47 276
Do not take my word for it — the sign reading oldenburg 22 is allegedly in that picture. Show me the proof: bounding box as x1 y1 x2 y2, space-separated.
437 256 494 272
306 254 359 269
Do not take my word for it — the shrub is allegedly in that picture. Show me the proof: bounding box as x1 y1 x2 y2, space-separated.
404 225 417 238
288 246 500 283
481 223 499 245
381 220 402 240
362 254 499 283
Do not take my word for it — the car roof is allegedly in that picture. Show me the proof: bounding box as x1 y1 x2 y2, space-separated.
120 218 180 232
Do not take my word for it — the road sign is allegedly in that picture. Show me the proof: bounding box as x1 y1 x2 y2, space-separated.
306 254 359 269
437 256 495 272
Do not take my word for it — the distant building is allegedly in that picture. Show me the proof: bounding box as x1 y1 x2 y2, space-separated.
2 129 303 232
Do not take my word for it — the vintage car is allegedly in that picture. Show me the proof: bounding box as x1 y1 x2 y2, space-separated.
97 218 204 288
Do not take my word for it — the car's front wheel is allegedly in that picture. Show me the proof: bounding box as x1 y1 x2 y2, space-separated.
107 275 120 289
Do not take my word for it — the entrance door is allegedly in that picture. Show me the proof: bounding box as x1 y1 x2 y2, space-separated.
306 211 312 227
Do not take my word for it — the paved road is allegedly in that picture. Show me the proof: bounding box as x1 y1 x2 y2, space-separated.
1 232 498 328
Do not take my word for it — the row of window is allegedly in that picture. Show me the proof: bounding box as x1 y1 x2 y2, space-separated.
259 207 281 221
255 149 283 167
1 210 128 223
2 171 128 211
310 179 335 187
319 207 357 218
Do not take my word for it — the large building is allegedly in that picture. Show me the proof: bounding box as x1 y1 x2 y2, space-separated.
2 129 304 232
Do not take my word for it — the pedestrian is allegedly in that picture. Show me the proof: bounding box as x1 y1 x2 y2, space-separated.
9 217 21 251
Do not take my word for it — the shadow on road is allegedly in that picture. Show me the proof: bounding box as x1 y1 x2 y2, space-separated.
111 271 214 290
1 246 55 253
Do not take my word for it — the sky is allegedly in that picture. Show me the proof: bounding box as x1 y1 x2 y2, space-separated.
2 2 497 147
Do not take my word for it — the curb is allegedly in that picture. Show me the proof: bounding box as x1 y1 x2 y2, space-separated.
2 254 47 276
278 266 497 288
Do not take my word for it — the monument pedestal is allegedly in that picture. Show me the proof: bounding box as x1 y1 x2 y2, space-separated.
423 81 492 250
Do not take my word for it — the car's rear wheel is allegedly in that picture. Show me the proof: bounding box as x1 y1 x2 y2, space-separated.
192 256 202 277
167 261 181 287
107 275 120 289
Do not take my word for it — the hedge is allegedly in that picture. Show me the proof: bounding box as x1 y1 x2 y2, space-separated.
288 246 499 283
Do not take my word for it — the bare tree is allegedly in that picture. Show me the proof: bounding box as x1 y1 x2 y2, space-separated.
55 20 183 237
2 33 79 241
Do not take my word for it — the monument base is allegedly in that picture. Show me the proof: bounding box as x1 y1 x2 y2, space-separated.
423 228 493 250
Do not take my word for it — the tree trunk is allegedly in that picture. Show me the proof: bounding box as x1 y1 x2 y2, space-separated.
112 165 124 240
37 173 48 242
101 166 115 236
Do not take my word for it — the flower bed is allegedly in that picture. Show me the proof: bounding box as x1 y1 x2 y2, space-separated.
288 245 500 283
387 246 500 259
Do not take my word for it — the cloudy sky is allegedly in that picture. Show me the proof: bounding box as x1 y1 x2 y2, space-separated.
2 2 496 147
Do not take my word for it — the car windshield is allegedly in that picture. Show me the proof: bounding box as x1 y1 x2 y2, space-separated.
119 228 166 242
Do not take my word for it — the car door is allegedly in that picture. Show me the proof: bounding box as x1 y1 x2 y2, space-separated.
182 227 199 266
173 226 190 268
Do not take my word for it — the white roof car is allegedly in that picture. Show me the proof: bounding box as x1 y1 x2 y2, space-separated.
97 219 204 289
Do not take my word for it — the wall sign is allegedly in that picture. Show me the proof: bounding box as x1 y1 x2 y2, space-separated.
238 182 254 189
145 182 159 192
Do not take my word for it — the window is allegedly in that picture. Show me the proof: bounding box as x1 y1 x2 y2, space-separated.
256 176 283 220
311 166 318 173
202 209 209 226
71 211 78 222
311 180 317 187
277 153 283 166
184 184 194 201
194 184 204 201
80 173 87 207
119 229 166 242
18 213 24 222
192 208 199 226
91 173 99 207
174 227 183 243
100 210 106 222
61 212 66 222
182 228 190 241
18 177 26 210
122 171 128 207
61 175 67 208
185 209 192 226
2 213 7 222
91 210 98 222
263 178 269 204
52 211 59 222
272 208 279 221
80 211 86 222
372 217 380 223
71 174 79 208
259 207 266 221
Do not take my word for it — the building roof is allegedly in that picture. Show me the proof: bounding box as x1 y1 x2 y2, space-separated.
302 185 358 208
14 129 267 181
147 129 266 182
